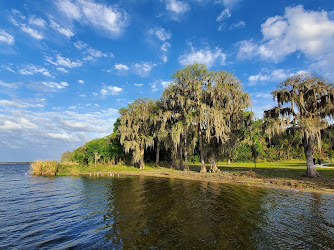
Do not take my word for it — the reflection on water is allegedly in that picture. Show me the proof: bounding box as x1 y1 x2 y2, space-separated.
0 164 334 249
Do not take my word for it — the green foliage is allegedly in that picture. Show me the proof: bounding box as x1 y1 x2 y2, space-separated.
60 151 73 163
60 67 333 174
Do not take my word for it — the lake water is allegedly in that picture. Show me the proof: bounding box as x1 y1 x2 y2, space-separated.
1 164 334 249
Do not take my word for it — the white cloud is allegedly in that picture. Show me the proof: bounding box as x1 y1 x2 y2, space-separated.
55 0 128 38
0 100 27 109
237 5 334 66
178 46 226 67
216 8 231 22
229 20 245 30
218 0 241 9
149 27 172 63
166 0 190 14
50 20 74 38
19 65 51 77
87 48 105 57
28 16 46 28
78 79 85 84
1 65 15 73
46 55 82 68
73 40 110 61
150 27 171 41
20 24 43 40
100 85 122 95
114 64 129 71
151 80 171 92
0 106 119 161
134 83 143 87
56 67 69 73
47 133 73 140
248 69 308 85
0 80 21 89
73 40 88 49
160 42 171 52
0 118 38 130
134 62 157 76
41 81 69 90
0 99 44 109
161 80 171 88
0 30 14 45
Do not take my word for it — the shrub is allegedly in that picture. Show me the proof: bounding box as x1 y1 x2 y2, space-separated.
30 160 59 176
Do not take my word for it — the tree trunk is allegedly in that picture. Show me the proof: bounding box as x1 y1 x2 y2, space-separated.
156 139 160 166
184 132 189 171
172 153 177 169
140 146 145 170
210 138 219 172
179 143 183 170
303 137 320 178
253 157 257 169
198 124 206 173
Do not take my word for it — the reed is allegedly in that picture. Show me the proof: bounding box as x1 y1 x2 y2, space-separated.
30 160 59 176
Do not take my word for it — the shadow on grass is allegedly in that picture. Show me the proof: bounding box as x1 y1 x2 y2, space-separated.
165 162 334 181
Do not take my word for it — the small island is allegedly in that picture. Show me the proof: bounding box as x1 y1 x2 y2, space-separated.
31 64 334 193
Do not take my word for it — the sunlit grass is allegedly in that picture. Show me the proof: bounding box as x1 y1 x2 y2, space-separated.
30 160 58 176
56 162 157 176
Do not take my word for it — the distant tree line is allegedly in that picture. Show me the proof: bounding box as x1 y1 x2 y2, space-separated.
61 63 334 178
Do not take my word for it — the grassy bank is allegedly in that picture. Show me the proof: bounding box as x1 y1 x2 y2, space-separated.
31 160 334 193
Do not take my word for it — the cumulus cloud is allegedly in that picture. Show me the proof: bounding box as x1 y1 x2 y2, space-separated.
178 46 226 67
73 40 110 61
248 69 308 86
114 64 129 71
28 16 46 28
18 65 51 77
0 107 118 161
20 24 43 40
237 5 334 70
149 27 172 63
50 20 74 38
151 80 171 92
134 83 143 87
56 67 69 73
46 55 82 68
150 27 172 41
55 0 128 38
73 40 88 49
78 79 85 84
166 0 190 14
100 85 122 95
0 30 14 45
41 81 69 90
134 62 157 76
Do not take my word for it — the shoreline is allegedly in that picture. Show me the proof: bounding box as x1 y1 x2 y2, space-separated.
56 166 334 194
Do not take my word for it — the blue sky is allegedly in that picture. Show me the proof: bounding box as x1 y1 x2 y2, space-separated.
0 0 333 161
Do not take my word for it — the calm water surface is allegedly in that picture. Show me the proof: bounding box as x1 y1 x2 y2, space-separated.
1 164 334 249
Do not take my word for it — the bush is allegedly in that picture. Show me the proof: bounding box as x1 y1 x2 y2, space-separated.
30 160 59 176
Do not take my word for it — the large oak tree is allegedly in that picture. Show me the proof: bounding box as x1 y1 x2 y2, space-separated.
264 73 334 178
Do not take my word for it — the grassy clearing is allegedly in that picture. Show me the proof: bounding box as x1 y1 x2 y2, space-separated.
56 162 157 176
30 160 59 176
31 160 334 192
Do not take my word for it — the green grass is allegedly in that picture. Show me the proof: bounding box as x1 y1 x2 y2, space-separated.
57 162 157 176
32 160 334 191
187 160 334 179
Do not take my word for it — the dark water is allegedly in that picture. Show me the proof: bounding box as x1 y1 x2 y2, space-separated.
1 164 334 249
